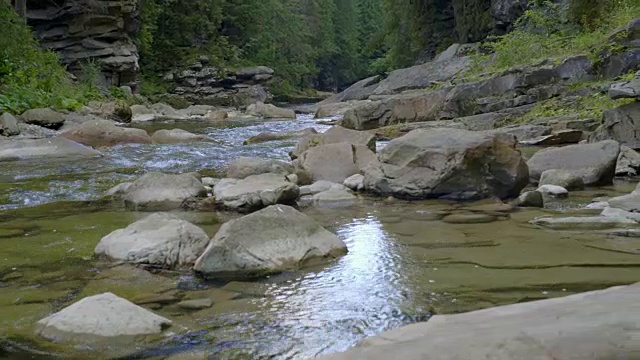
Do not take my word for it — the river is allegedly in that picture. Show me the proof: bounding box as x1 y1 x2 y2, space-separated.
1 113 639 359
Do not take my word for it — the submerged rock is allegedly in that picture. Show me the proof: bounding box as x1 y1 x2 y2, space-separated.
121 172 207 210
95 213 210 269
36 293 171 341
226 157 294 179
531 215 636 230
246 102 296 119
151 129 208 144
194 205 347 279
313 187 357 208
363 128 529 200
61 120 152 147
213 173 299 211
527 140 620 185
243 128 317 144
318 284 640 360
608 182 640 212
300 181 348 196
0 138 102 161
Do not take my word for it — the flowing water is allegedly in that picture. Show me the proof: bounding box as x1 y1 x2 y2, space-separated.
0 113 639 359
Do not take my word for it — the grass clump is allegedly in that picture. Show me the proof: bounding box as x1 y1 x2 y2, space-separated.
0 4 101 114
468 0 640 77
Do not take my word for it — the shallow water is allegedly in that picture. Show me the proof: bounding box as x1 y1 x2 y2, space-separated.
0 114 639 359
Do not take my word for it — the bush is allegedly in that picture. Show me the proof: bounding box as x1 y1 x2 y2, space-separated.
468 0 640 77
0 4 101 114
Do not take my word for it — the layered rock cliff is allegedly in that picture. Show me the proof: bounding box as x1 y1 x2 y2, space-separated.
27 0 140 88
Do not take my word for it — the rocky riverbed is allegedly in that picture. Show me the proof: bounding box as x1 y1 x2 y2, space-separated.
0 105 639 359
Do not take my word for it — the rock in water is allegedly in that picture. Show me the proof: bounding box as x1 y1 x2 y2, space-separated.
95 213 210 269
295 143 376 183
246 102 296 119
121 172 207 210
151 129 208 144
363 128 529 200
0 138 102 161
61 120 152 147
0 113 20 136
537 184 569 198
21 108 65 129
291 125 376 159
194 205 347 279
539 169 584 190
527 140 620 186
36 293 171 341
317 284 640 360
213 173 299 212
514 191 544 208
226 157 294 179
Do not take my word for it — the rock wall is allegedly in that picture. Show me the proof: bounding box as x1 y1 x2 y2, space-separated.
27 0 140 88
165 60 274 108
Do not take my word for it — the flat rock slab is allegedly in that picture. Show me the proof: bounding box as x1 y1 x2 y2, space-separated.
213 173 299 211
0 138 102 161
36 292 171 341
319 284 640 360
121 172 207 211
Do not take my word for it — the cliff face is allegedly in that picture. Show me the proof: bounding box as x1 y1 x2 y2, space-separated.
27 0 140 88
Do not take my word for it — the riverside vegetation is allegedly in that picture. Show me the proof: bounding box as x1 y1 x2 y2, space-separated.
0 0 640 359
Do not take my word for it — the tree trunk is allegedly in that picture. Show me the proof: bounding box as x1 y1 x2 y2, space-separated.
14 0 27 18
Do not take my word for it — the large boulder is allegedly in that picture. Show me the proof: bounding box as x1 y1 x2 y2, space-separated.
590 102 640 149
246 102 296 119
0 138 102 161
121 173 207 210
213 173 299 211
193 205 347 279
616 145 640 176
318 284 640 360
94 213 210 269
318 76 382 104
226 157 294 179
609 74 640 99
295 143 376 183
0 113 20 136
151 129 208 144
292 125 376 159
21 108 65 129
539 169 585 190
527 140 620 185
315 100 372 119
61 120 152 147
363 128 529 200
36 293 171 341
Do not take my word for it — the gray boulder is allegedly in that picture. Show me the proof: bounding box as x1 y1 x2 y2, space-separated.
36 293 171 341
61 120 152 147
315 100 371 119
363 128 529 200
94 213 210 269
616 145 640 176
295 143 376 183
21 108 65 129
609 75 640 99
514 190 544 208
318 284 640 360
121 173 207 210
313 188 357 207
194 205 347 279
344 174 365 191
590 102 640 149
213 173 299 211
0 113 20 136
539 169 585 190
527 140 620 185
151 129 208 144
537 184 569 198
0 138 102 161
226 157 294 179
292 125 376 159
246 102 296 119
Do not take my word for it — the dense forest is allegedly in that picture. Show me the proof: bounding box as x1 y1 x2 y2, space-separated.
0 0 637 112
